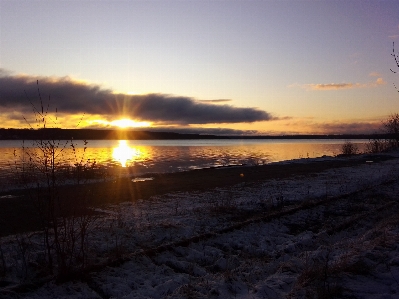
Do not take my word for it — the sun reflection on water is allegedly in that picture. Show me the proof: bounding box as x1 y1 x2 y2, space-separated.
112 140 141 167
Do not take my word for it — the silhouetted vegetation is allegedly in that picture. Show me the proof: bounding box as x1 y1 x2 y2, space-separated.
391 41 399 92
382 113 399 147
363 43 399 154
10 82 98 280
341 141 358 155
0 128 225 140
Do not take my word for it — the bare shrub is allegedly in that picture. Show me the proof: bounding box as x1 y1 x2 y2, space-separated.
15 81 98 280
366 114 399 153
382 113 399 148
366 138 389 153
370 44 399 149
341 141 358 155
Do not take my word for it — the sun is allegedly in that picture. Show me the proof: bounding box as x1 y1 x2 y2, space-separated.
112 140 139 167
86 118 151 128
111 118 151 128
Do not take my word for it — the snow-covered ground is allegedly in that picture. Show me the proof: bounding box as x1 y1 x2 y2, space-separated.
1 153 399 298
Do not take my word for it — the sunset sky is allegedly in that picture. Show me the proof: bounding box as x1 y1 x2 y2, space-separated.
1 0 399 135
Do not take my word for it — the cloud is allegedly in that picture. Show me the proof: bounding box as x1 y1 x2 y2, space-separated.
316 121 381 134
291 78 386 91
280 117 383 135
82 121 260 135
309 83 355 90
369 72 382 77
0 70 273 125
147 127 259 136
198 99 232 103
373 78 386 86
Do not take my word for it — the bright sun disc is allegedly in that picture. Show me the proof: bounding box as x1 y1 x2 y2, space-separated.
112 140 138 167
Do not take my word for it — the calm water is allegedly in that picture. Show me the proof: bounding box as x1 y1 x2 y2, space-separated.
0 139 367 183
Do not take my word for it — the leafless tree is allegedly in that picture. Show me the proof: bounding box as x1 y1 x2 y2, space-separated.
391 42 399 92
17 81 97 280
382 113 399 146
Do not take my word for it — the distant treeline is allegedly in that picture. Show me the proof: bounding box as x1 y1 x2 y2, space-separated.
0 128 394 141
224 134 397 140
0 128 223 140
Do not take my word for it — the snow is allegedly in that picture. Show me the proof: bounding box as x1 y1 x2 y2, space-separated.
1 152 399 298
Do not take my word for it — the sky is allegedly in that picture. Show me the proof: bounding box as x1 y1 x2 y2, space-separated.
0 0 399 135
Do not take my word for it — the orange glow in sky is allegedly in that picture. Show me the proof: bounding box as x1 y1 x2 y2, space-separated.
1 1 399 135
110 119 151 128
88 118 151 129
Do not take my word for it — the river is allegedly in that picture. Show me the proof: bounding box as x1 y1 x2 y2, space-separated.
0 139 367 187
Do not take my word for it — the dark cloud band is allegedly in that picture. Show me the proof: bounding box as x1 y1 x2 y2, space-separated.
0 70 273 125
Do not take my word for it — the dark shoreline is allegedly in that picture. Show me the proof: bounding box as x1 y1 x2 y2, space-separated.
0 153 396 237
0 128 393 140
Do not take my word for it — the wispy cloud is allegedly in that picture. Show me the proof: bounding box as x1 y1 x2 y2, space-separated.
369 72 382 77
291 78 386 91
316 121 382 134
0 70 274 126
308 83 355 90
280 117 383 135
198 99 232 103
143 126 259 136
